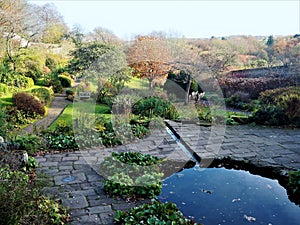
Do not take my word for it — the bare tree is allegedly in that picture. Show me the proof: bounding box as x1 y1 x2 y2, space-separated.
0 0 31 68
28 3 68 43
88 27 121 45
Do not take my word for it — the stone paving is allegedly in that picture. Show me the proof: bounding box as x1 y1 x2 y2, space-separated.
167 121 300 170
35 121 300 224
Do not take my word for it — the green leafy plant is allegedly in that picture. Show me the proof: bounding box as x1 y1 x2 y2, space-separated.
131 124 149 139
132 96 179 120
225 92 251 110
97 119 149 147
0 167 29 225
196 105 212 122
101 152 164 198
115 200 201 225
34 196 68 225
0 166 68 225
75 128 102 149
31 87 53 105
111 152 161 166
26 156 38 171
46 133 77 150
0 83 9 97
250 86 300 126
288 170 300 194
58 75 72 88
0 106 12 139
287 170 300 205
65 89 74 96
44 73 63 93
13 134 46 154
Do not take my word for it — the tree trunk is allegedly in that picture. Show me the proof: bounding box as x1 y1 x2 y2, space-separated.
148 78 154 90
184 75 192 105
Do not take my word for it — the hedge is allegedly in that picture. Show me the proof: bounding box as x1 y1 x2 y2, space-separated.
218 77 296 99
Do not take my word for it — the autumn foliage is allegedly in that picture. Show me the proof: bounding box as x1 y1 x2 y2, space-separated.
13 92 45 116
127 36 172 87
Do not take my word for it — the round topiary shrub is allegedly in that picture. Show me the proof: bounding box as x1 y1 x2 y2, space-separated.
31 87 53 105
65 89 74 96
13 92 45 116
58 75 72 88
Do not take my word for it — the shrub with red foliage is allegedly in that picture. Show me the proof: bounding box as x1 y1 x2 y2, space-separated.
13 92 45 116
218 77 296 99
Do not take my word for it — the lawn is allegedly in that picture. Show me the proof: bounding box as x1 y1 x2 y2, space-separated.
0 85 45 107
49 102 111 130
49 77 149 130
125 77 149 90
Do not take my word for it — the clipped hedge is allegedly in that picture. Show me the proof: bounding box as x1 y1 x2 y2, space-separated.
13 92 45 116
218 77 295 99
58 75 72 88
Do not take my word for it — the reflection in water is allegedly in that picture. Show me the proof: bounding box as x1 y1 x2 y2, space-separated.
158 166 300 225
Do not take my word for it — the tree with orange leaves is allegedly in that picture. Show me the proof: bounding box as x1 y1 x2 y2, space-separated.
127 35 172 89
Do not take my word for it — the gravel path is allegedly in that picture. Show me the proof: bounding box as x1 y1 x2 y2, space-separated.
20 91 70 135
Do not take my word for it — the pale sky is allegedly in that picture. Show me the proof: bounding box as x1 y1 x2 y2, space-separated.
30 0 300 40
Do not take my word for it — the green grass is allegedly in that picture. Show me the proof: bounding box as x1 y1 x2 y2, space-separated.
0 96 13 107
48 103 73 130
125 77 149 90
49 102 112 130
0 85 44 107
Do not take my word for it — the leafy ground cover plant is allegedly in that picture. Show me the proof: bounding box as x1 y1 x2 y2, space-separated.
196 104 249 125
96 116 149 147
0 133 69 224
101 152 164 198
115 200 201 225
6 106 41 128
0 164 69 225
0 106 12 139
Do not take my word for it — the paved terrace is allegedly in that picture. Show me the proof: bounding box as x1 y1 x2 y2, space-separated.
35 122 300 225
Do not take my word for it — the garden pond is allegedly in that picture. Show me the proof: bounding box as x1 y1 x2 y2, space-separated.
158 165 300 225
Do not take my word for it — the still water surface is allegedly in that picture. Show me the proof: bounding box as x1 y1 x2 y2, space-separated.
158 166 300 225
